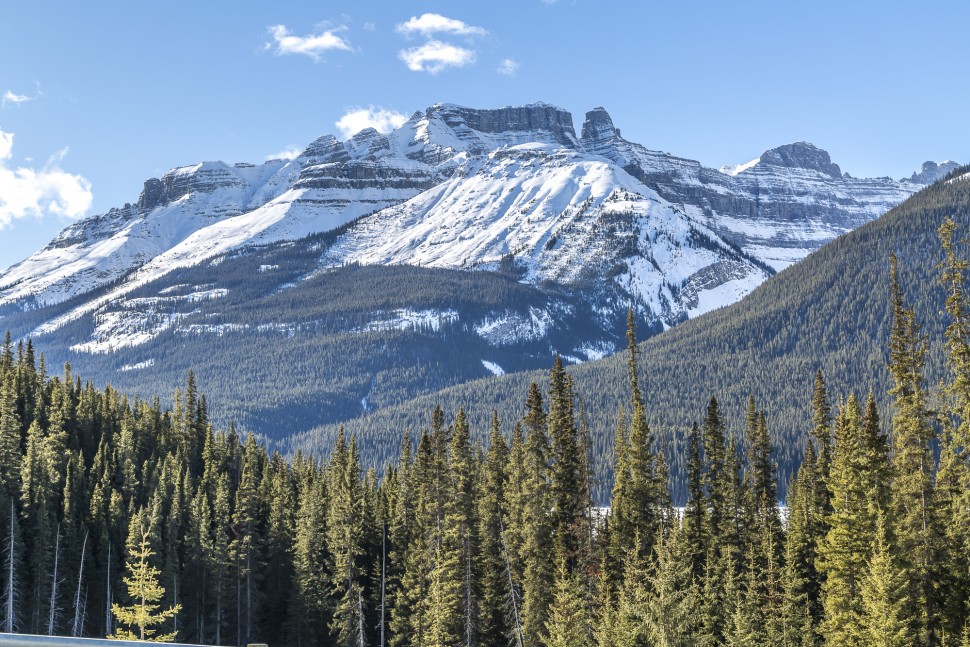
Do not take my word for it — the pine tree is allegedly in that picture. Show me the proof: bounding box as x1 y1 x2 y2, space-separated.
110 514 181 642
232 434 263 647
394 430 435 647
520 383 552 647
478 412 511 647
935 217 970 638
682 422 706 581
783 435 824 638
703 396 731 548
818 395 888 645
2 497 23 633
547 356 585 569
261 453 295 642
326 431 366 647
644 523 698 647
610 312 662 568
887 252 940 644
0 375 21 498
610 531 652 647
428 407 477 646
20 419 58 632
387 434 414 647
860 511 909 647
810 370 833 512
292 461 329 647
545 557 591 647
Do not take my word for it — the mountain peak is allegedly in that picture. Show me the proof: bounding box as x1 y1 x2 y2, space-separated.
908 160 962 185
136 161 244 211
581 107 620 143
301 134 347 162
759 142 842 177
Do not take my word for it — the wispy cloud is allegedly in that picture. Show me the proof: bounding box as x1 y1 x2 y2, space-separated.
2 91 32 107
0 127 93 228
399 41 476 74
336 107 408 139
395 13 487 38
266 24 352 61
497 59 520 76
265 147 302 161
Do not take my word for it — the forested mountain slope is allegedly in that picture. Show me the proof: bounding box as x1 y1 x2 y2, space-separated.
293 167 970 500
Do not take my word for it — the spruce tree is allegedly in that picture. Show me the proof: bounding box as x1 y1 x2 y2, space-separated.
478 412 511 647
860 511 909 647
387 433 414 647
547 357 585 569
810 369 833 513
520 383 552 647
110 514 181 642
395 430 434 647
818 395 887 645
20 419 58 632
887 252 940 644
783 435 824 637
232 434 263 647
645 522 698 647
0 376 21 497
326 432 366 647
429 407 477 647
935 217 970 637
682 422 706 581
545 557 591 647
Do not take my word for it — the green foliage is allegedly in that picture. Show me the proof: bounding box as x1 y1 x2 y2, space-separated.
110 517 181 642
1 172 970 645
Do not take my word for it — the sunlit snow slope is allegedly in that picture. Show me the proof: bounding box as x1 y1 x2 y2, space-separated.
0 101 957 358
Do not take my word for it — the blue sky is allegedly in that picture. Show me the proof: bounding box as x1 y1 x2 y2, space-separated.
1 0 967 270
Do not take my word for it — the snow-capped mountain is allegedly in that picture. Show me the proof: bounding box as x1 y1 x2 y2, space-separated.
0 102 957 410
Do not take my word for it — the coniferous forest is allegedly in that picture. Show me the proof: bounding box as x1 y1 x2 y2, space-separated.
0 221 969 646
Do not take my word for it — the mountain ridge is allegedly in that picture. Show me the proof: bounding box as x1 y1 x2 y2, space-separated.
0 101 960 444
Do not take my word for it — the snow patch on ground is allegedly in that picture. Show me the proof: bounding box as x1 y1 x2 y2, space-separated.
688 273 764 318
176 323 249 337
68 288 230 354
481 360 505 376
363 309 459 333
118 358 155 372
474 307 552 346
719 157 761 176
577 341 615 361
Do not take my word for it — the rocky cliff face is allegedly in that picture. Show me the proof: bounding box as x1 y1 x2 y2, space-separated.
909 160 962 184
579 110 925 270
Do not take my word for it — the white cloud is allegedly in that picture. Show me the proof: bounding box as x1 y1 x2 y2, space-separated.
497 58 520 76
266 24 352 61
395 13 487 38
336 107 408 139
265 147 302 161
363 22 376 32
0 127 93 228
2 91 31 107
399 41 476 74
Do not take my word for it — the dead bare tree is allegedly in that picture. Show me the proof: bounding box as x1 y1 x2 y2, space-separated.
499 519 523 647
71 531 88 637
3 499 20 634
47 523 62 635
